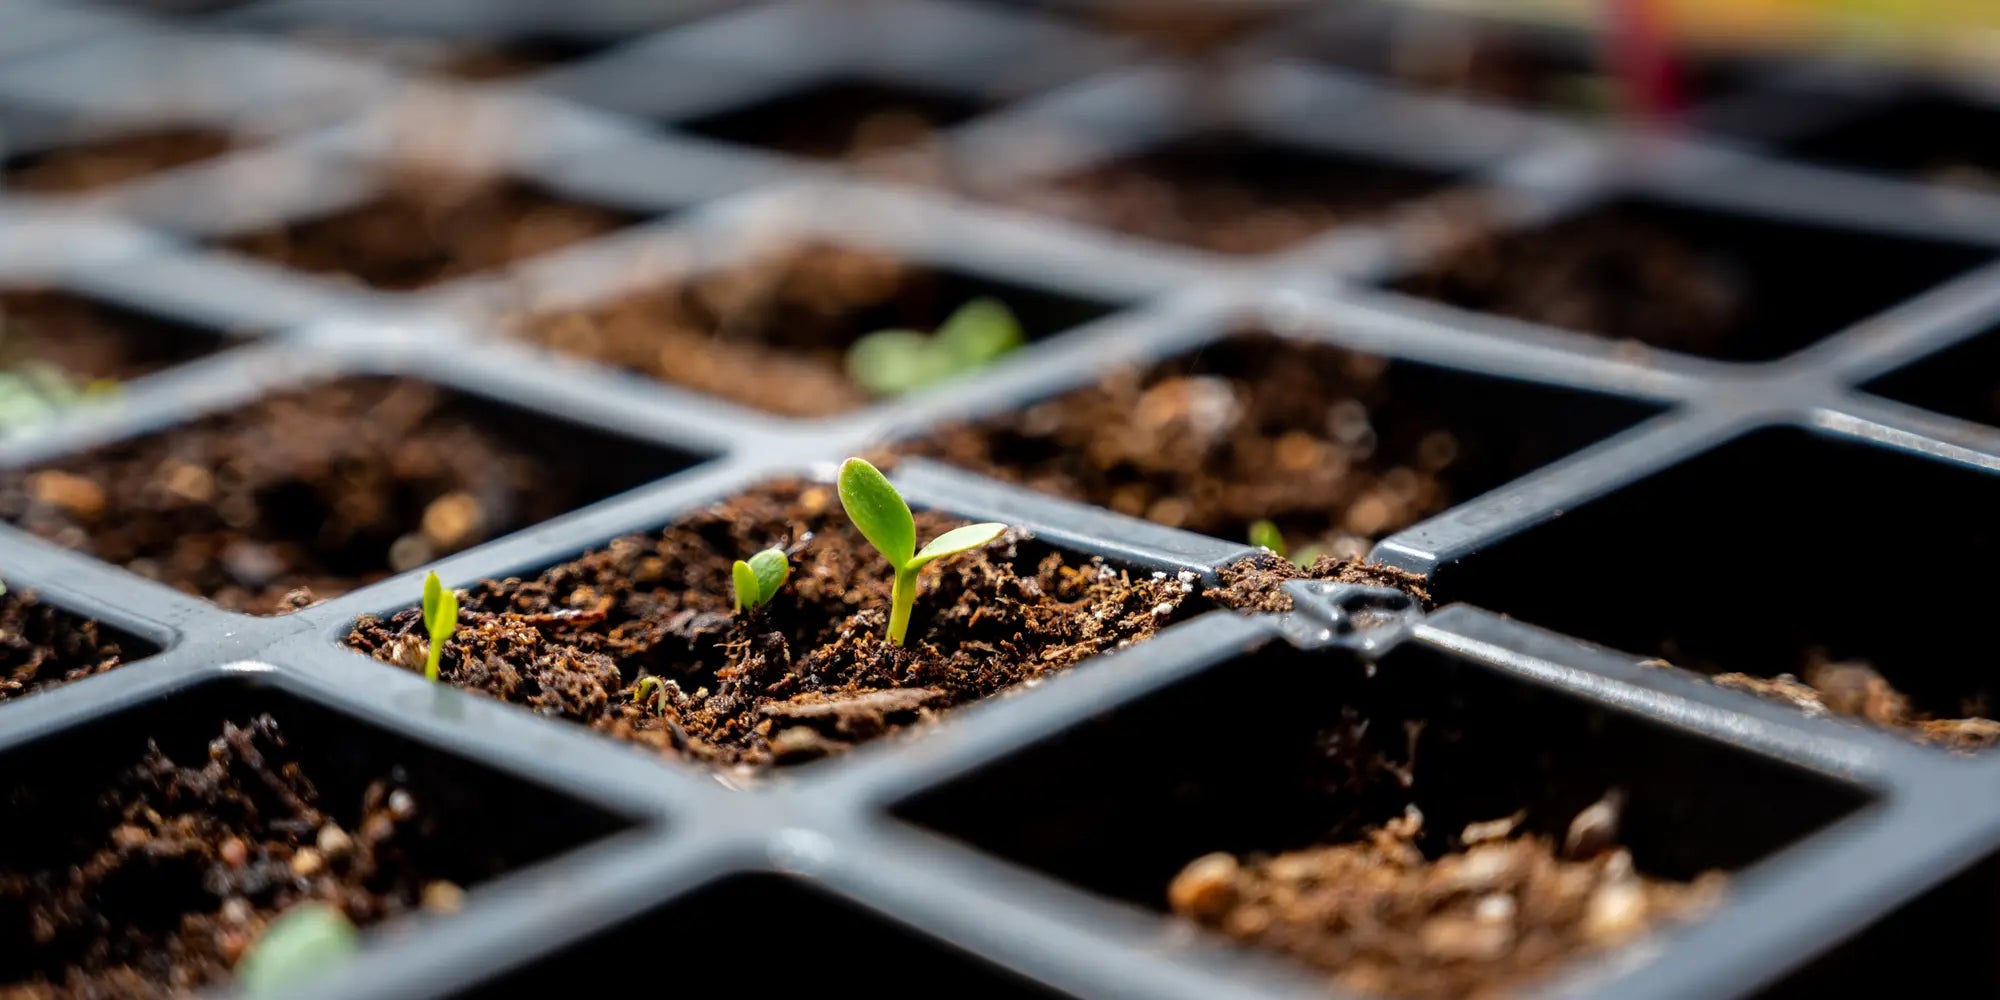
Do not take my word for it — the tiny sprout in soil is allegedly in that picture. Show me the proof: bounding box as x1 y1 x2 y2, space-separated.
731 546 791 613
420 571 459 682
837 457 1006 646
1247 519 1323 569
234 902 360 996
845 296 1023 397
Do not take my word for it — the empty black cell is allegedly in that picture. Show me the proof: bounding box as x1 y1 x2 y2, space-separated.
1433 428 2000 739
1757 846 2000 997
678 78 992 160
448 875 1066 998
899 640 1862 907
1788 92 2000 189
431 35 623 81
1391 198 1994 361
1864 323 2000 428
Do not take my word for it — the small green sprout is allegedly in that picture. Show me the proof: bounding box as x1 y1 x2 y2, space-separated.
235 902 360 996
730 546 790 613
837 457 1005 646
845 297 1024 397
630 675 670 715
1247 520 1323 569
420 571 459 683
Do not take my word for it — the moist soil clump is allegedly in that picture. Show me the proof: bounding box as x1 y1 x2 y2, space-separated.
344 479 1196 771
906 332 1463 559
1390 211 1742 356
1170 806 1724 1000
0 715 461 999
220 171 637 291
0 378 627 615
0 290 218 387
1209 552 1431 615
3 127 235 194
0 590 136 703
1701 653 2000 752
1003 137 1447 255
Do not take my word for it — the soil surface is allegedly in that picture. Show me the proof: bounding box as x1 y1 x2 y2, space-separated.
1390 211 1743 356
1209 551 1431 615
0 290 218 385
220 171 638 291
513 242 1046 417
685 79 982 164
1703 654 2000 752
0 590 136 703
1003 136 1448 255
906 331 1465 560
1170 806 1724 1000
3 127 235 194
0 378 633 615
0 715 460 999
344 479 1197 771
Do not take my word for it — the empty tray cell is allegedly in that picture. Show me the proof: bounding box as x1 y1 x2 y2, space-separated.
344 477 1204 774
678 78 991 161
898 640 1864 999
510 241 1116 417
2 125 237 194
216 171 646 291
429 36 624 81
1787 91 2000 191
449 874 1065 997
0 588 156 703
1432 427 2000 750
1390 197 1995 361
1864 322 2000 427
0 376 703 615
0 675 631 999
0 289 224 433
906 330 1658 561
1002 133 1457 255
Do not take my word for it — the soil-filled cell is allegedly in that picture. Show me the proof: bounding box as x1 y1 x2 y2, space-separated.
2 126 237 194
1787 91 2000 191
679 78 992 160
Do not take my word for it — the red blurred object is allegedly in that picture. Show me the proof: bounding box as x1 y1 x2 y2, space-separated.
1606 0 1683 122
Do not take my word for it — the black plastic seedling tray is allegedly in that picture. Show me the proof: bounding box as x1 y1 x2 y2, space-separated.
6 1 2000 998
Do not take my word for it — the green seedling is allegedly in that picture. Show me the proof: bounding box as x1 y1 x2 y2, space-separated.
837 457 1005 646
630 675 670 715
731 546 791 613
420 571 459 683
845 297 1024 397
1247 520 1324 569
235 902 360 996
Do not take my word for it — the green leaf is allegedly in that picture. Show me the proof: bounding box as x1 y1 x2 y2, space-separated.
1248 519 1287 558
846 329 947 397
235 902 359 996
838 458 915 568
421 571 443 631
934 297 1023 370
429 588 458 647
1292 544 1325 569
908 522 1006 570
747 547 790 603
731 559 760 613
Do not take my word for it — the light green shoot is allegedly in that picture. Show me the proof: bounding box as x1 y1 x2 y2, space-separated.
630 675 670 715
235 902 359 996
837 458 1005 646
730 547 790 613
845 297 1024 397
1248 520 1323 569
420 571 459 683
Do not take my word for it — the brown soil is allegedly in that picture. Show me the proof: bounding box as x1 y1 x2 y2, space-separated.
1209 552 1431 615
343 479 1197 771
0 715 461 999
1170 806 1724 1000
1390 211 1742 355
2 128 235 195
684 80 982 163
0 378 644 615
1001 136 1448 255
0 290 218 384
1704 654 2000 753
0 590 137 703
905 331 1463 560
219 171 639 291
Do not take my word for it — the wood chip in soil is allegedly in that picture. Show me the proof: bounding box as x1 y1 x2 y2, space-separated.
1169 805 1724 1000
0 378 635 615
2 127 235 194
904 331 1464 559
0 715 462 1000
343 479 1199 772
